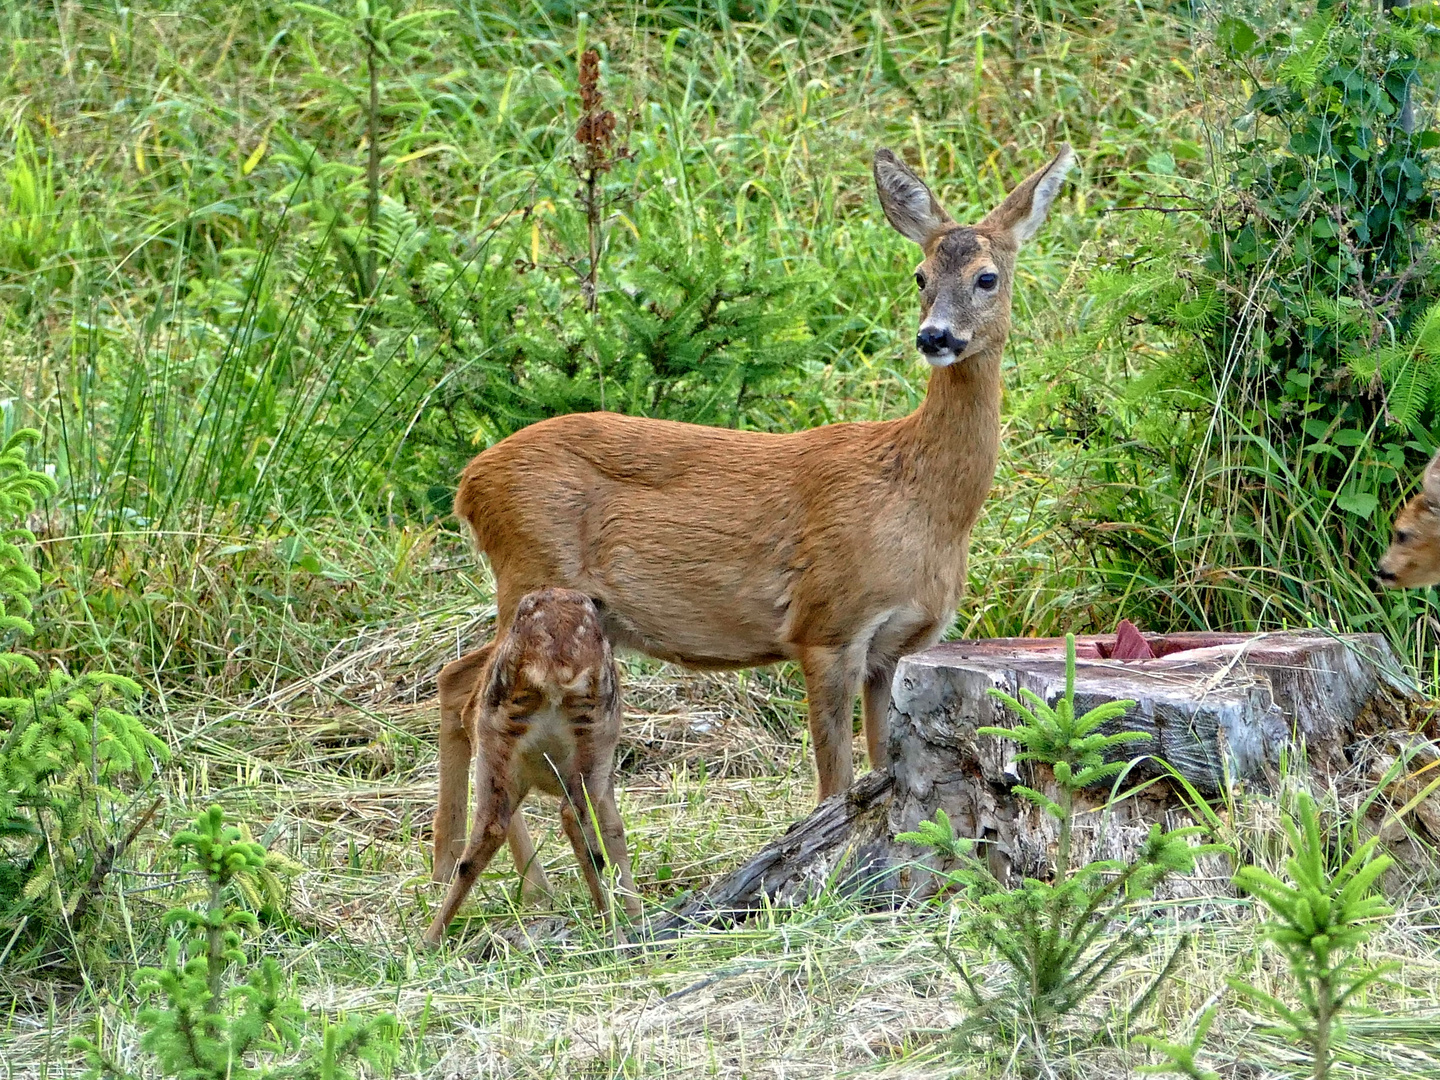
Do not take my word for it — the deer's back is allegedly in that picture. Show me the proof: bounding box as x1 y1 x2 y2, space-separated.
455 411 951 665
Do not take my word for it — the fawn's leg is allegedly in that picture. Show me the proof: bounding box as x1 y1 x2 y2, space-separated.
590 779 641 918
434 645 548 898
558 771 613 917
799 644 867 802
506 811 551 903
423 750 524 947
861 659 898 775
433 645 491 883
489 584 551 900
578 702 640 919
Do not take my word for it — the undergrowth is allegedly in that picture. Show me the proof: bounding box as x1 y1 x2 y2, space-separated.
0 1 1438 1077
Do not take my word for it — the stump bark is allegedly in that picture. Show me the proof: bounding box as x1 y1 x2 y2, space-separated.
649 630 1426 937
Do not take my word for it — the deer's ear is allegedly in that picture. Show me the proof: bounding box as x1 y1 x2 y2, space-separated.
1423 449 1440 506
979 144 1076 247
874 148 953 246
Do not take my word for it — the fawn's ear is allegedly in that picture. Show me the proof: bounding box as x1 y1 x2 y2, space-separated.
979 144 1076 247
1423 449 1440 506
874 148 954 246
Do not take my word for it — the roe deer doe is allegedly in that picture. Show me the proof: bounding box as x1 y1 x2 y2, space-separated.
1378 449 1440 588
424 588 640 946
433 145 1075 887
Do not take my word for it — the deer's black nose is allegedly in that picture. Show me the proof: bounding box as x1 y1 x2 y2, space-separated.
1376 566 1397 583
916 327 967 355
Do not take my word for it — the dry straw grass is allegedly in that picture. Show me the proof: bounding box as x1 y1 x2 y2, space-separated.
5 634 1440 1078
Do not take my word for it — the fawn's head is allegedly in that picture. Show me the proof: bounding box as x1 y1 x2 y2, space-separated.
874 145 1075 367
486 588 613 712
1378 451 1440 588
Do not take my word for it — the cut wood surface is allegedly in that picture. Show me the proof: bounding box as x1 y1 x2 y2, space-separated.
650 631 1427 934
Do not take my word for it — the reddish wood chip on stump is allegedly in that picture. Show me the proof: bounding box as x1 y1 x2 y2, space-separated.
1109 618 1157 660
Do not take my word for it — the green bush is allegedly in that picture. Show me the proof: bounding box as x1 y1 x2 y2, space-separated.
0 430 167 965
1027 2 1440 650
1229 791 1397 1080
899 635 1221 1044
74 805 397 1080
412 227 828 452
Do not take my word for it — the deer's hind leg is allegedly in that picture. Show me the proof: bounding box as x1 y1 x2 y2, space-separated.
433 646 490 883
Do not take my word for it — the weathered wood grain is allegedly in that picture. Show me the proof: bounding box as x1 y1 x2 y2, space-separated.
645 631 1424 933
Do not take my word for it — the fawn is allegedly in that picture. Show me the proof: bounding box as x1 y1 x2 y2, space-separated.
1378 449 1440 588
433 145 1075 887
424 588 640 946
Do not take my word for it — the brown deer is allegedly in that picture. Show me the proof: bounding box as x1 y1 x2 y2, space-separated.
1378 449 1440 588
424 587 641 946
432 144 1076 887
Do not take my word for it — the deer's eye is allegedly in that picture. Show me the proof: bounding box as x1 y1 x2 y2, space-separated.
977 271 999 291
1396 529 1412 544
914 270 927 289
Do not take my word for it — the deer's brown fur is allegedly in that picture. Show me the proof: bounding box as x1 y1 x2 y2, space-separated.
1378 449 1440 588
424 588 639 946
432 146 1075 882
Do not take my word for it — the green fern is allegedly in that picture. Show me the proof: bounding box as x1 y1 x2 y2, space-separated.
73 805 398 1080
1277 13 1336 91
1347 299 1440 427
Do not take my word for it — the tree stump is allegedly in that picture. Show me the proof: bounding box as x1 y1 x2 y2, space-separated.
648 631 1423 938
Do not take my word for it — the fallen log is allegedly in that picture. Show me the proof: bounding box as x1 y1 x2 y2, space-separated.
648 630 1427 936
646 769 894 940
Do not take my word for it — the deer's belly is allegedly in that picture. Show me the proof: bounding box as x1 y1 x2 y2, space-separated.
596 590 791 670
865 603 950 663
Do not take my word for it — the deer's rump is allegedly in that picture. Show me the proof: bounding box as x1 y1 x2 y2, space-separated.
454 412 907 668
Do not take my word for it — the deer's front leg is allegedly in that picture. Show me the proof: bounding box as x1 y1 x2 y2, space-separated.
591 783 641 919
558 776 612 917
579 734 641 919
800 644 867 802
506 814 551 903
861 659 897 774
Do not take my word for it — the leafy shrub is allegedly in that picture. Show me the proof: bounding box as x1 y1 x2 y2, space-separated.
0 430 167 965
1229 791 1397 1079
74 805 397 1080
411 226 828 451
1211 5 1440 508
1028 3 1440 648
1140 790 1398 1079
899 635 1221 1037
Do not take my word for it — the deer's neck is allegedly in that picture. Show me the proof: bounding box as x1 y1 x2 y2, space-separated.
895 344 1004 532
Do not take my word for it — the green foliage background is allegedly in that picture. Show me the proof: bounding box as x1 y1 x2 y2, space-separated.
0 1 1438 1075
0 0 1435 693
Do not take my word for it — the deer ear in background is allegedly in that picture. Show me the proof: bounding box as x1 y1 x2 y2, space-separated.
1424 448 1440 507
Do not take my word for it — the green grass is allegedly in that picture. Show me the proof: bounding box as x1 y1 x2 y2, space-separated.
1 0 1207 687
2 0 1440 1076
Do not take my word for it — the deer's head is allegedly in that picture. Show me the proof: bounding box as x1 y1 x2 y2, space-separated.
874 145 1075 366
1378 451 1440 588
